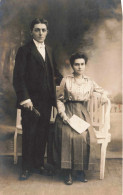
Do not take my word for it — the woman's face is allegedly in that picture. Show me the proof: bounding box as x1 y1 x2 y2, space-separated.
72 58 86 75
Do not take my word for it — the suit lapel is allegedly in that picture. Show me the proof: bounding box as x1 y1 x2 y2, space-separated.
29 41 54 74
30 41 45 67
45 46 54 71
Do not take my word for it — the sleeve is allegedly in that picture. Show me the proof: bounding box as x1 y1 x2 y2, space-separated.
92 80 108 96
52 51 63 85
20 99 31 105
13 47 30 104
57 78 68 120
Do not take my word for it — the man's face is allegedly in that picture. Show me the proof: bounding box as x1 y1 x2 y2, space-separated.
31 23 48 43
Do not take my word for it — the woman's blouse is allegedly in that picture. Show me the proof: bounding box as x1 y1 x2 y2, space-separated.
57 74 108 120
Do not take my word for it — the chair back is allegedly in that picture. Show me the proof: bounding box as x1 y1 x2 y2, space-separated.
87 92 111 133
50 106 57 123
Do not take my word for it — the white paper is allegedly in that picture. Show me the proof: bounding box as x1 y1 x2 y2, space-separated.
68 114 90 134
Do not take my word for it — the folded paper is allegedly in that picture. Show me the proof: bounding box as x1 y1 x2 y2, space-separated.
68 114 90 134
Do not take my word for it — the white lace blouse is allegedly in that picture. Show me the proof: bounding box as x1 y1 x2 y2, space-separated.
57 74 108 120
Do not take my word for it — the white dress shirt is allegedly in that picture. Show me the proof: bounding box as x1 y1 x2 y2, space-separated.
33 39 45 61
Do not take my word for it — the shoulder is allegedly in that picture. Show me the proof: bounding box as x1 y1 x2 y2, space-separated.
15 42 33 60
64 74 74 80
17 41 33 54
46 44 53 52
46 44 52 50
59 76 71 85
46 45 55 57
61 75 73 83
59 75 74 87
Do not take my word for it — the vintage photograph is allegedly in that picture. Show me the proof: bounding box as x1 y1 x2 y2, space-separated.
0 0 122 194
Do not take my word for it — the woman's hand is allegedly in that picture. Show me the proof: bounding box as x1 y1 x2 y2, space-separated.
63 117 70 125
60 113 70 125
101 94 108 105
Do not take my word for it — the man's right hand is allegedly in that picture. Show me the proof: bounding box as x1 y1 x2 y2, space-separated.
22 101 33 111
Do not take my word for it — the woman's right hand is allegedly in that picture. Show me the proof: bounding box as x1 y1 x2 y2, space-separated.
60 112 70 125
63 117 70 125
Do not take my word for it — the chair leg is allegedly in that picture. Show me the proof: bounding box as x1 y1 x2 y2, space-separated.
100 142 108 179
14 129 18 164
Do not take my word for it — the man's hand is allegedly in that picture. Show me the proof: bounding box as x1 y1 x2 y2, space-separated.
23 101 33 111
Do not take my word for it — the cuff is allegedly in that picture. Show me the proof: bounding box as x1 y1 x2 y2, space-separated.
20 99 31 105
59 112 68 121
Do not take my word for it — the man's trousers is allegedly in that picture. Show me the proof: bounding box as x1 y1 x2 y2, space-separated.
21 100 52 171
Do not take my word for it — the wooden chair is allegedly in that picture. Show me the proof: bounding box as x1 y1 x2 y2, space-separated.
14 92 111 179
14 109 22 164
87 92 111 179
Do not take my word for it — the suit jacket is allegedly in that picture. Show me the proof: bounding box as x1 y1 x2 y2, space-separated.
13 40 62 108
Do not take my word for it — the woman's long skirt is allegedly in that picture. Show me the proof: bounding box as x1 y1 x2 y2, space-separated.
53 102 98 171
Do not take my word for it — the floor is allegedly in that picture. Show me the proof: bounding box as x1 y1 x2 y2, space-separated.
0 112 122 195
0 157 122 195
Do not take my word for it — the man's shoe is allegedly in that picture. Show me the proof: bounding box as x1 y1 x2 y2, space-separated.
78 171 88 182
19 170 30 181
46 169 55 176
39 166 45 174
44 163 55 176
33 166 45 174
64 173 73 185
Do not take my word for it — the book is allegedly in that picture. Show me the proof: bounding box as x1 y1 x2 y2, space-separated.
22 107 40 117
68 114 90 134
32 107 40 117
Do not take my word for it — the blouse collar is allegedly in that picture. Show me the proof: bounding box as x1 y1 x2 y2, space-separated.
72 73 88 79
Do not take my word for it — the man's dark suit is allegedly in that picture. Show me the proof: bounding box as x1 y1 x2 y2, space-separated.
13 40 62 171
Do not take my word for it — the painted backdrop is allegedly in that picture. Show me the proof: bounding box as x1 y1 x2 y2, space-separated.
0 0 122 157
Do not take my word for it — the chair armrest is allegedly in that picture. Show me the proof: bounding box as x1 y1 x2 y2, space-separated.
101 98 111 133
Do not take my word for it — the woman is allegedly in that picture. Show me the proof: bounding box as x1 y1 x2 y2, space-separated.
53 52 108 185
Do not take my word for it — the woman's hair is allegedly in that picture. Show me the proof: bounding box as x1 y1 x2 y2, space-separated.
70 52 88 67
30 18 48 31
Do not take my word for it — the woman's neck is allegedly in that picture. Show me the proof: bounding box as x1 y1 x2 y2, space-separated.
74 73 84 79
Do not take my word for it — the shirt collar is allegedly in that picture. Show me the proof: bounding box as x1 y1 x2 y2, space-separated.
33 39 45 48
72 73 88 79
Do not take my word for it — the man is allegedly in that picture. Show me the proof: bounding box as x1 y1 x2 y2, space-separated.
13 18 62 180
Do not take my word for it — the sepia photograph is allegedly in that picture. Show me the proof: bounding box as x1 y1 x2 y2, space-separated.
0 0 122 194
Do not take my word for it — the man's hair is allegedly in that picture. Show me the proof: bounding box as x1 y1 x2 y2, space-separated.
70 52 88 67
30 18 48 31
